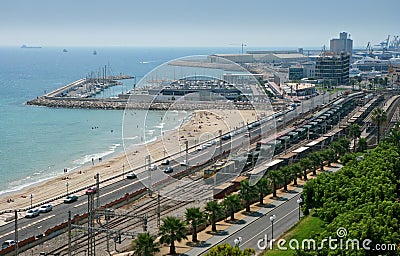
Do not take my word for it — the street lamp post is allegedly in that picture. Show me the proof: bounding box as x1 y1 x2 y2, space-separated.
297 198 303 220
234 236 242 247
269 214 276 246
66 181 69 195
30 194 33 209
122 163 125 180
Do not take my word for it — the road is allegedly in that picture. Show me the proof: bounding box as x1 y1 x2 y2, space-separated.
184 189 303 255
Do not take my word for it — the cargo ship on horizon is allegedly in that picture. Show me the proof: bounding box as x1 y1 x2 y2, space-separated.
21 44 42 49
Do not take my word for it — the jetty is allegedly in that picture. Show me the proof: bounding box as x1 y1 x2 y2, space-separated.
27 75 133 109
27 74 260 111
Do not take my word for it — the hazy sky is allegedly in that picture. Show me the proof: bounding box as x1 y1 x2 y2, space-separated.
1 0 399 48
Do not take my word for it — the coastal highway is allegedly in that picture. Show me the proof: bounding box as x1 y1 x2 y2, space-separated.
0 116 266 244
0 92 336 249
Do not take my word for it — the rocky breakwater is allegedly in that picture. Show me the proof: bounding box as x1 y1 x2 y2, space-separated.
27 96 128 110
27 96 258 111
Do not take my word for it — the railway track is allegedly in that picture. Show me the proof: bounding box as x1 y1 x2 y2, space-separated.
44 176 211 255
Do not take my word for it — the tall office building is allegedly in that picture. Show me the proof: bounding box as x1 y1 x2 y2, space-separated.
315 51 350 85
330 32 353 55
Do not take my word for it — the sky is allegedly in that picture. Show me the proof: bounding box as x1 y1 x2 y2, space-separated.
1 0 399 48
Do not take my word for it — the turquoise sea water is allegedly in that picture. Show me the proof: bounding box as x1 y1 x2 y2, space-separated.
0 46 241 195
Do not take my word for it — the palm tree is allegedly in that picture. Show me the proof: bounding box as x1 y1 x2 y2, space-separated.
268 170 282 198
290 163 302 186
132 232 159 256
185 207 204 243
357 137 368 152
280 166 292 191
308 152 322 176
205 200 223 232
159 216 187 255
256 177 271 205
387 123 400 147
330 140 346 157
371 107 387 144
299 158 312 180
239 179 258 212
349 124 362 152
222 194 241 221
322 148 337 167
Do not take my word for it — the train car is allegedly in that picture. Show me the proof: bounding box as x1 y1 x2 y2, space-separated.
203 161 235 179
295 127 307 140
287 131 299 143
259 139 283 155
277 136 291 148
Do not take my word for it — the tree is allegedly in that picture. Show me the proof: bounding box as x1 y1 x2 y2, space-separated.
280 166 292 191
185 207 204 243
268 169 282 197
290 163 302 186
159 216 187 255
256 177 271 205
330 140 347 157
205 244 255 256
308 152 322 176
222 194 242 221
132 232 159 256
205 200 223 232
299 158 312 180
371 107 387 143
322 148 337 166
239 179 258 212
357 137 368 152
386 123 400 147
349 124 362 152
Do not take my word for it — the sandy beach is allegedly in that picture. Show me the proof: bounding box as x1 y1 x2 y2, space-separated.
0 108 268 218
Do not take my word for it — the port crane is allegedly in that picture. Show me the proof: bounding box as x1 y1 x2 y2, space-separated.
375 35 390 51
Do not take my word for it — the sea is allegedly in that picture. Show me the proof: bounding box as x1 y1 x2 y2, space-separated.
0 46 251 196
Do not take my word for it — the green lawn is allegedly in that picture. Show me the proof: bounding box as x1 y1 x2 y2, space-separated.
263 213 325 256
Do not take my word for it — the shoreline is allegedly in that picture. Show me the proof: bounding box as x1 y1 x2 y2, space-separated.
0 109 262 215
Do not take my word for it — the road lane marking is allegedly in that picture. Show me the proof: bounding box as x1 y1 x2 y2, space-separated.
0 215 55 239
239 197 300 248
73 181 139 208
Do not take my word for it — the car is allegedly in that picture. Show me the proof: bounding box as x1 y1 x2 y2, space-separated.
163 166 173 173
161 159 170 165
126 173 137 179
180 160 188 166
25 208 40 218
205 142 213 147
149 164 157 171
64 195 78 204
1 240 16 249
221 134 231 140
196 146 202 151
211 140 217 145
85 186 97 194
38 204 52 213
